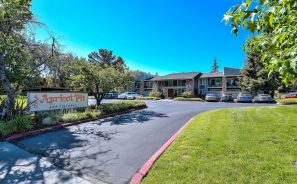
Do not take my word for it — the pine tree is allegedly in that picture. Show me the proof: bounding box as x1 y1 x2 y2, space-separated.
211 57 219 72
240 55 281 97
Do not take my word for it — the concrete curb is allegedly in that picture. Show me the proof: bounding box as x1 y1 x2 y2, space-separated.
7 106 147 142
130 117 195 184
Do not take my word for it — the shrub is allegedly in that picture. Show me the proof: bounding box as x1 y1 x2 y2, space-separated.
182 91 194 98
89 104 98 110
100 100 146 114
62 113 78 122
277 98 297 105
149 91 165 98
136 96 161 100
0 115 32 137
174 97 204 101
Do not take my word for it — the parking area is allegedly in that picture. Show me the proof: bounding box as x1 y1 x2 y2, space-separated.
7 100 274 184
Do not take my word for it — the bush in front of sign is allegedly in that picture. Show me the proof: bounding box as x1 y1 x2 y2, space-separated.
62 113 78 122
0 115 32 137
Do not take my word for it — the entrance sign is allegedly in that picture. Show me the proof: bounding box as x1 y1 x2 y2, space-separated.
27 92 88 112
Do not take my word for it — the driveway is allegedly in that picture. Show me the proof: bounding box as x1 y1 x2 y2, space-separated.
3 101 274 184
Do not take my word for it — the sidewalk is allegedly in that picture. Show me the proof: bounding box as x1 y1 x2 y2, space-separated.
0 142 93 184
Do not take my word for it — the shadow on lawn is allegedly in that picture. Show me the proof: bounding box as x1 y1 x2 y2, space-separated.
96 110 169 125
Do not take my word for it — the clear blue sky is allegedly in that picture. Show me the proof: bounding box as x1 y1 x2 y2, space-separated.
31 0 250 75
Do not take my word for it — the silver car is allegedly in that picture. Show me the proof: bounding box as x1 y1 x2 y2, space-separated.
237 92 253 103
253 94 274 103
205 93 218 102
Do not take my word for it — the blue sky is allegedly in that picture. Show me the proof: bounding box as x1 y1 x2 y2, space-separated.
31 0 250 75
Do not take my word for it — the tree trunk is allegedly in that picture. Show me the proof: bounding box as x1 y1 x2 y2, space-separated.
0 53 15 119
270 90 275 98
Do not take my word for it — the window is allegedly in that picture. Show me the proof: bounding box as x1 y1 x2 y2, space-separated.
227 78 239 87
135 82 140 88
173 80 177 86
144 81 152 88
168 80 173 86
164 81 169 87
209 78 222 87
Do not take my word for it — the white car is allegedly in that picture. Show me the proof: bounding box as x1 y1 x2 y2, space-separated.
118 92 139 100
127 92 140 100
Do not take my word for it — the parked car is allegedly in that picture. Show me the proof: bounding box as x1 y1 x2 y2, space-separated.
127 93 140 100
281 92 297 99
205 93 218 102
237 92 253 103
118 92 139 100
221 93 234 102
104 92 118 99
253 94 274 103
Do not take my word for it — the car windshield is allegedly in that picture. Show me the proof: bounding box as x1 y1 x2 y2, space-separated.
259 94 270 97
241 93 251 96
207 94 215 96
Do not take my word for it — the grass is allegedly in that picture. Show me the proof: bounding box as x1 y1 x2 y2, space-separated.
174 97 204 101
142 105 297 184
277 98 297 105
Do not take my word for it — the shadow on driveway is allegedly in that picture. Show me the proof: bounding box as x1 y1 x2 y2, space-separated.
96 110 168 125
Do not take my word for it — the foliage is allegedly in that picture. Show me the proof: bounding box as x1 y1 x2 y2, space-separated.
0 0 34 118
174 97 203 101
277 98 297 105
211 57 219 72
181 91 194 98
143 105 297 184
224 0 297 83
68 55 134 106
61 113 78 122
136 96 161 100
0 115 32 137
240 50 282 97
100 100 146 114
149 91 162 98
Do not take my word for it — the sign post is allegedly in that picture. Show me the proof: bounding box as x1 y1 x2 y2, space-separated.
27 92 88 112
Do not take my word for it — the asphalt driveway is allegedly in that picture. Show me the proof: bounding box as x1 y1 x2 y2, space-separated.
9 100 274 184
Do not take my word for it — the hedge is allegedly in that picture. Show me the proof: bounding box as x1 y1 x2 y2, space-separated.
99 100 146 113
136 96 161 100
277 98 297 105
174 97 204 102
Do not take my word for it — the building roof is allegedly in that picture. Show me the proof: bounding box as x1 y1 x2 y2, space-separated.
151 72 200 81
223 67 241 76
200 67 241 78
200 72 224 78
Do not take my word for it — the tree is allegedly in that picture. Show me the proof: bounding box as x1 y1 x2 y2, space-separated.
224 0 297 83
0 0 33 118
88 49 125 70
68 56 134 106
240 55 280 97
211 57 219 72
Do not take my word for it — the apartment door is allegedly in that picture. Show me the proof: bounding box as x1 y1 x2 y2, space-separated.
168 89 174 98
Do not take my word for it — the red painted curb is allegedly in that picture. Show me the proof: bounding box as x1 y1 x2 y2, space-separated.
130 117 195 184
6 106 147 142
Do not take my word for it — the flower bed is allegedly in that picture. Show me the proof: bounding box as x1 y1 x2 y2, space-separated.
1 100 147 140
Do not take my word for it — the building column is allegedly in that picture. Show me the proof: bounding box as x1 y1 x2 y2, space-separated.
222 77 227 92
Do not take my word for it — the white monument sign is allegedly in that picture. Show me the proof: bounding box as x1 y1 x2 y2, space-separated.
27 92 88 112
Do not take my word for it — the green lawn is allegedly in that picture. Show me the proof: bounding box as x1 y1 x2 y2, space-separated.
142 105 297 184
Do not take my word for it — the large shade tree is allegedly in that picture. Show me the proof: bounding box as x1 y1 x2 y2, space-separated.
224 0 297 83
68 55 134 106
0 0 33 118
